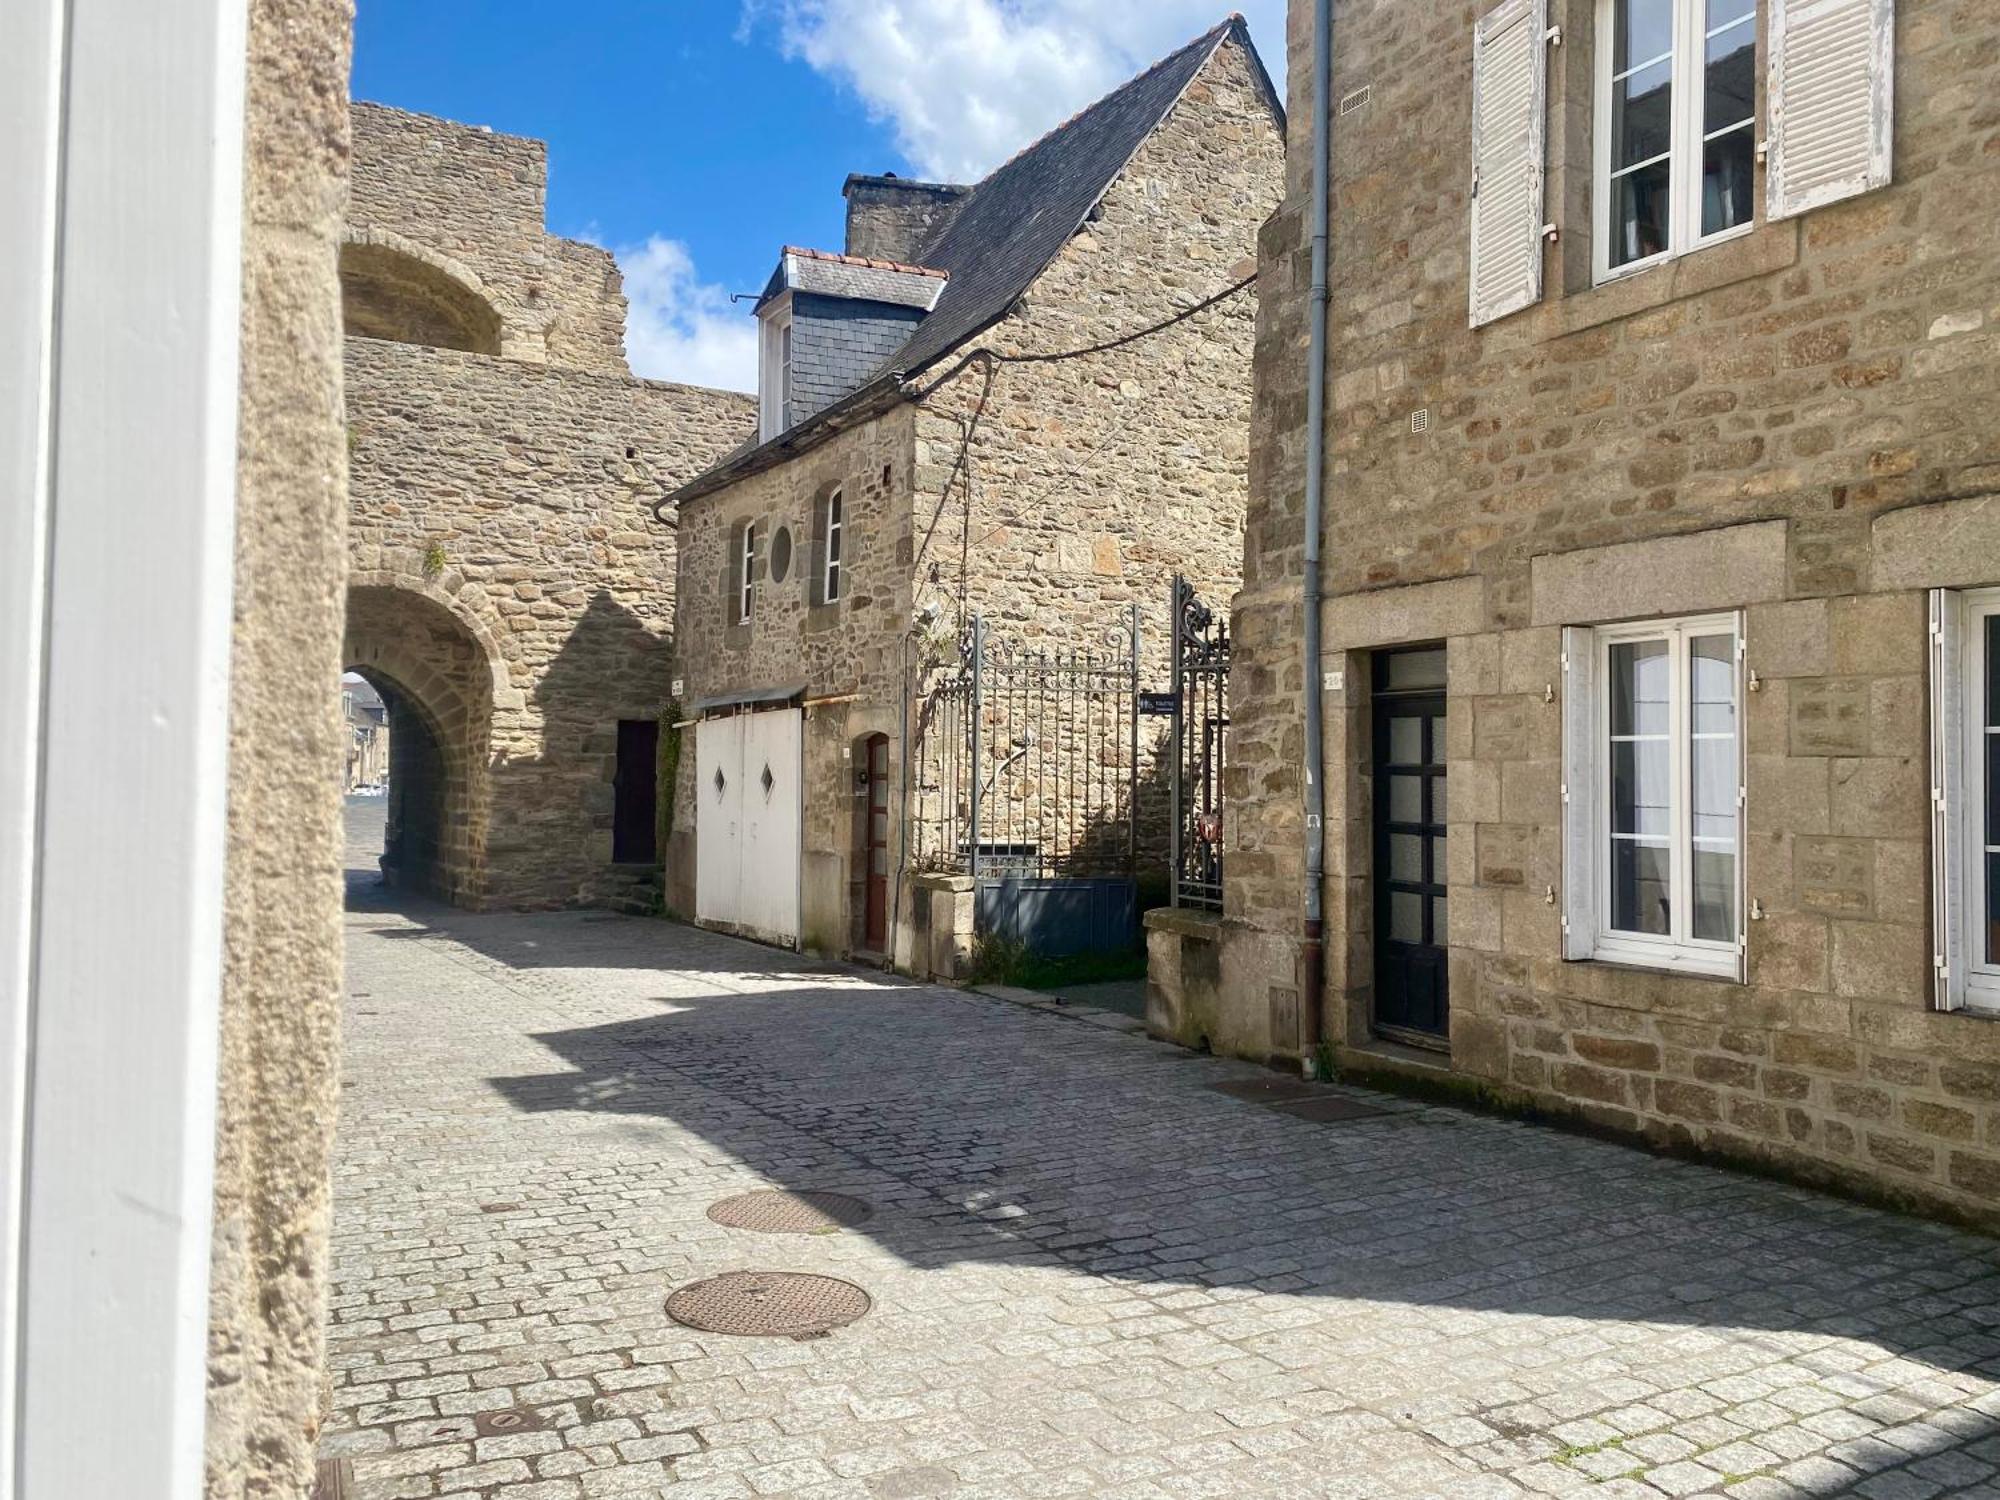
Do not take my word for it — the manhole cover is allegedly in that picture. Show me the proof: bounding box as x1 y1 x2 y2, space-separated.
473 1408 551 1436
707 1190 874 1235
1269 1094 1391 1123
666 1271 872 1338
1208 1077 1323 1104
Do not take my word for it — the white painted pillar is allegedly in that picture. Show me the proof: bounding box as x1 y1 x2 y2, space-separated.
0 0 248 1493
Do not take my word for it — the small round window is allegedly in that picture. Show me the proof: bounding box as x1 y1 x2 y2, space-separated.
770 525 795 585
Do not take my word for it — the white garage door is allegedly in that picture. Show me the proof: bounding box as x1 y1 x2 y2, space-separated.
695 708 802 948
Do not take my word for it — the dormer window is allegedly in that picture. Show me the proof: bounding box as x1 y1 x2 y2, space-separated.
759 299 793 442
752 249 947 441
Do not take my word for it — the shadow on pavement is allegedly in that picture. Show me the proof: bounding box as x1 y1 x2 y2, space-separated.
356 887 2000 1498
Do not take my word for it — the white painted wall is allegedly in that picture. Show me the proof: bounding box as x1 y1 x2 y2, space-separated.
0 0 248 1493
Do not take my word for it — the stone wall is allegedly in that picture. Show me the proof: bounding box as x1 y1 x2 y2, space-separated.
911 33 1285 889
346 338 752 908
206 0 351 1492
673 34 1284 965
913 35 1283 679
842 175 969 263
347 103 629 374
1218 0 2000 1225
667 412 916 943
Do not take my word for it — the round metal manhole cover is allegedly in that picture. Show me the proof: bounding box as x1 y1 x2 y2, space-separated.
665 1271 872 1338
706 1190 874 1235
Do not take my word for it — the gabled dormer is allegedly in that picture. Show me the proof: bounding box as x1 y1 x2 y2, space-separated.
755 247 947 441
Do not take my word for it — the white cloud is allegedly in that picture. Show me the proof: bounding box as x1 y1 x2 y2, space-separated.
744 0 1288 185
614 236 759 392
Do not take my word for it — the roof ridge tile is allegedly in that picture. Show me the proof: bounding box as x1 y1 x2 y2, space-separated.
780 245 950 279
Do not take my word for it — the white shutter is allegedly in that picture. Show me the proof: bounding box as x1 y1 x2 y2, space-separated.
1561 628 1597 961
1931 588 1965 1011
1767 0 1895 220
1468 0 1549 328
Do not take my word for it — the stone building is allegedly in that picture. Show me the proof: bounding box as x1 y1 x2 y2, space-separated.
343 103 756 910
343 674 390 790
661 18 1285 970
1155 0 2000 1225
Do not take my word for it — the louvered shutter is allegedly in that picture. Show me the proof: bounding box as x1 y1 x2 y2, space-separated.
1931 588 1966 1011
1561 628 1597 962
1468 0 1548 329
1767 0 1895 220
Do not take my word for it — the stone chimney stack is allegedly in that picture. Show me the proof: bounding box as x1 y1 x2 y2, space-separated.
841 174 969 264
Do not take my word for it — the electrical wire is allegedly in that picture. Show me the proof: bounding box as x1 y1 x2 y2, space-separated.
907 270 1256 588
901 272 1257 403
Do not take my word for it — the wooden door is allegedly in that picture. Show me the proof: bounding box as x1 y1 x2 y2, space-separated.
737 708 803 947
613 718 660 864
864 735 890 950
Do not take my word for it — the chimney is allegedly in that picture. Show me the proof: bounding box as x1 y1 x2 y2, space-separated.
841 174 970 264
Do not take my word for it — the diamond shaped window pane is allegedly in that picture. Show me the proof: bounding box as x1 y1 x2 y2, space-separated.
713 767 727 797
761 763 776 797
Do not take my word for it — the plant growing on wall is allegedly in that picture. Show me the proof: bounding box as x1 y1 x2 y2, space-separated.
656 699 682 864
421 544 447 579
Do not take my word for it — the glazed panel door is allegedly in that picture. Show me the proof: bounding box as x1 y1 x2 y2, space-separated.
1373 651 1450 1043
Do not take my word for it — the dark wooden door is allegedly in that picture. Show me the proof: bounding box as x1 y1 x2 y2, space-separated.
864 735 890 950
1373 656 1449 1043
613 718 660 865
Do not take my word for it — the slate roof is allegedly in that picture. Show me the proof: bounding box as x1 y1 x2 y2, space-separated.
660 14 1282 513
880 14 1279 380
761 247 949 312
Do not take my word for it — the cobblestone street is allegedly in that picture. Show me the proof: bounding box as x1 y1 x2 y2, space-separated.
326 847 2000 1498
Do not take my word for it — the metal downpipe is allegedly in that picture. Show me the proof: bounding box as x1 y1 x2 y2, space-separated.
1300 0 1334 1077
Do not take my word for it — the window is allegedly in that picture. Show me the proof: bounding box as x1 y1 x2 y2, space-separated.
1976 603 2000 1007
823 487 844 604
1932 588 2000 1013
739 522 757 624
758 302 793 441
1595 0 1758 281
770 525 794 585
781 324 793 427
1564 613 1744 978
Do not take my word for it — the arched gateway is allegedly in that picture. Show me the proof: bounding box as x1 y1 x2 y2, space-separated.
338 103 755 910
343 581 504 905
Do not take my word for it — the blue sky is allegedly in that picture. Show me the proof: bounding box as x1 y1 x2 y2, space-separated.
354 1 1288 391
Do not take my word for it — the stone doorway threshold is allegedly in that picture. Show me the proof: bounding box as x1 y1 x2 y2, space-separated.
970 982 1151 1038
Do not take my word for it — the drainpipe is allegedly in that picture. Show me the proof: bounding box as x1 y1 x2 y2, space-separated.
1300 0 1334 1079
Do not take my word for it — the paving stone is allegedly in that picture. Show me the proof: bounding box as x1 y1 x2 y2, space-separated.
317 898 2000 1500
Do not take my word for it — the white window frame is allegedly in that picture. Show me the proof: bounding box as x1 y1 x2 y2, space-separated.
1567 612 1747 979
757 296 793 442
1947 588 2000 1014
823 487 843 604
1594 0 1761 284
739 521 757 624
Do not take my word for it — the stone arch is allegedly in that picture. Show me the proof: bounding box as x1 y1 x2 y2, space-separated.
343 580 502 905
340 228 503 355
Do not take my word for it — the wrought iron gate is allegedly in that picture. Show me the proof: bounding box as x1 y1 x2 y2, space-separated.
909 607 1141 880
1171 575 1229 910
